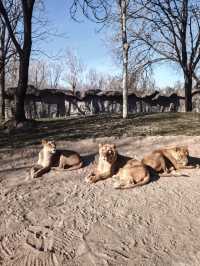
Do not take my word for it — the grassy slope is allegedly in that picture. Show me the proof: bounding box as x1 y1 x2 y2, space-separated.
1 112 200 150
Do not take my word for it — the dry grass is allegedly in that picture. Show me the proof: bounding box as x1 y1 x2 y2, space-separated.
1 112 200 151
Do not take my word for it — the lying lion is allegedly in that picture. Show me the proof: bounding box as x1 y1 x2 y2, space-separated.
113 159 150 189
142 146 196 175
85 143 118 183
30 139 83 178
86 143 150 189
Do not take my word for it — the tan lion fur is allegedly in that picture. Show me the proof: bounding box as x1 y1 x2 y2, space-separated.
30 139 82 178
86 143 150 189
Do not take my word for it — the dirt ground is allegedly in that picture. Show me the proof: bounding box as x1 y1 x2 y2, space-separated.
1 135 200 265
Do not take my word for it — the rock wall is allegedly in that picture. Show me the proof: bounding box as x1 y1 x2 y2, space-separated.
4 85 200 119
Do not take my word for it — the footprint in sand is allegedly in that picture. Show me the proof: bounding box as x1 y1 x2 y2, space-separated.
0 225 81 265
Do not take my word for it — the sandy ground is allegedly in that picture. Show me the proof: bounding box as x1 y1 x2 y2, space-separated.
1 136 200 265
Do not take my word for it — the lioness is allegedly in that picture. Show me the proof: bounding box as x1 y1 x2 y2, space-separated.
113 159 150 189
86 143 150 189
85 143 118 183
31 139 83 178
142 146 195 175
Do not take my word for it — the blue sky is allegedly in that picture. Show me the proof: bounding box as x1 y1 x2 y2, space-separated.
40 0 182 88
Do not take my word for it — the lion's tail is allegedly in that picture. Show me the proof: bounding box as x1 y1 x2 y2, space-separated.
113 173 150 189
160 171 189 177
66 161 83 171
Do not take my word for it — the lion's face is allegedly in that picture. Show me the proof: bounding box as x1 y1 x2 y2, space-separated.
99 143 117 163
170 146 189 166
42 139 56 154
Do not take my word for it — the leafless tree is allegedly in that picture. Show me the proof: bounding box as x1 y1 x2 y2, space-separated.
0 0 36 122
118 0 129 118
48 62 63 89
0 16 6 121
28 60 47 89
29 59 63 90
0 0 21 121
5 53 19 88
128 0 200 111
84 68 103 90
70 0 110 23
64 49 84 94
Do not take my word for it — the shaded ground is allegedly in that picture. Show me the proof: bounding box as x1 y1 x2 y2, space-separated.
1 112 200 151
1 133 200 265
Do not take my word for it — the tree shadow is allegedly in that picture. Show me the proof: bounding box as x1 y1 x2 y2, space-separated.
0 165 31 174
1 113 200 151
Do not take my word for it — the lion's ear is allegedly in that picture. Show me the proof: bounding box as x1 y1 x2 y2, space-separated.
174 146 179 152
99 143 103 148
42 139 47 145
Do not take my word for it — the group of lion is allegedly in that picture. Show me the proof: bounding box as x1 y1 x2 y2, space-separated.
30 139 197 189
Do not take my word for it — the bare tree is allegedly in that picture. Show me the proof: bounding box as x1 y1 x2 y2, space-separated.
29 60 63 90
28 60 47 89
84 68 103 90
48 62 63 89
0 17 6 121
0 0 36 122
70 0 110 23
5 53 19 88
65 49 84 94
0 0 21 121
128 0 200 111
118 0 129 118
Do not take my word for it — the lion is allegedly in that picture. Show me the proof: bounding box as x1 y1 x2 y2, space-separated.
113 159 150 189
85 143 118 183
142 146 196 175
86 143 150 189
30 139 83 178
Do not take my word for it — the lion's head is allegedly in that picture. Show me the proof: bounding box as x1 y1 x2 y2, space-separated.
169 146 189 166
98 143 117 164
42 139 56 154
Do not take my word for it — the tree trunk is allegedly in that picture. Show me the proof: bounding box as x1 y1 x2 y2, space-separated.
119 0 129 119
14 0 34 122
122 44 129 118
0 18 5 121
184 74 192 112
14 54 30 121
0 60 5 121
0 0 35 122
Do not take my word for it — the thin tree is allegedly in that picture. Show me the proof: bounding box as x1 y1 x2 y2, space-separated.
118 0 129 118
65 49 84 94
0 0 36 122
0 17 6 121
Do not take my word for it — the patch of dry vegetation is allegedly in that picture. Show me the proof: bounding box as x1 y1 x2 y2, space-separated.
1 112 200 151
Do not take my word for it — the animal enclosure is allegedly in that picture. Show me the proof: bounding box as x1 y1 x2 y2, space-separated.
5 85 200 120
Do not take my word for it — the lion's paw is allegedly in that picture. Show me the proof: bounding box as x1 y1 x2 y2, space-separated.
85 174 97 183
112 174 119 180
113 180 122 189
30 168 39 179
30 168 35 179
